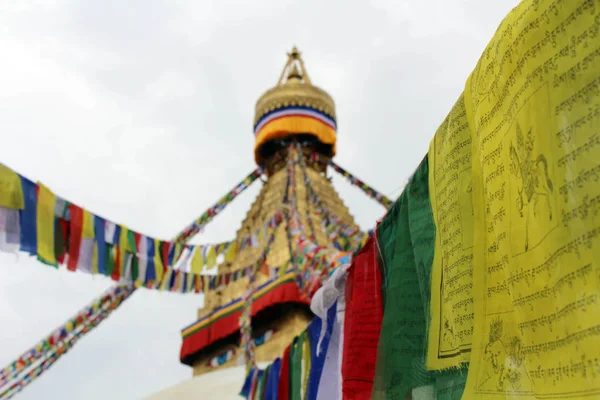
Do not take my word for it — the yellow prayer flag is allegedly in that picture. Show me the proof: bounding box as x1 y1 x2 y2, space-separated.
0 164 24 209
160 268 172 291
36 183 57 265
81 210 95 239
186 272 194 293
153 238 164 283
118 226 129 271
459 1 600 398
205 245 217 269
427 94 474 370
224 241 238 263
191 246 205 274
302 332 311 397
92 243 98 274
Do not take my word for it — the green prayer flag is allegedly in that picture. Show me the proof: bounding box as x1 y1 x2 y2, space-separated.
372 156 467 399
126 229 137 253
289 333 304 400
105 244 116 277
131 253 139 282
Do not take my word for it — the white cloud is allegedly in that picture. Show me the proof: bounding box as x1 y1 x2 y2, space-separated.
0 0 520 398
146 70 196 101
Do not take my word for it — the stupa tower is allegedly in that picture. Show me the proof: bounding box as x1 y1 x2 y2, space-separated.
178 47 360 376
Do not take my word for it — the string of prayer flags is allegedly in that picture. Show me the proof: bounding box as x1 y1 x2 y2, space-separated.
240 146 377 399
294 143 319 242
295 142 368 251
285 145 353 291
172 168 263 244
0 164 267 292
0 284 134 399
0 284 134 388
0 166 268 393
239 177 284 372
241 269 343 399
250 2 600 398
329 160 393 209
290 212 351 283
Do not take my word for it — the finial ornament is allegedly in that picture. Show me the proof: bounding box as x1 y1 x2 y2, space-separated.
277 46 312 86
289 46 300 58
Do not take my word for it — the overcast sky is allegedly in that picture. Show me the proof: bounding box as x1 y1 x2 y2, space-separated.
0 0 518 398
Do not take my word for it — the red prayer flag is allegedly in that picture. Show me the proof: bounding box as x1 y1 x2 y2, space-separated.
67 204 83 272
342 234 384 399
56 218 70 264
278 344 291 400
112 245 121 281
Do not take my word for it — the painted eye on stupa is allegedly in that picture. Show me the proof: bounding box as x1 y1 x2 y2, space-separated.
252 329 276 347
208 349 235 368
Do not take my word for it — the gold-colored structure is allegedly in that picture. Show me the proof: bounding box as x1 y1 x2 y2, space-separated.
253 46 337 165
179 47 359 376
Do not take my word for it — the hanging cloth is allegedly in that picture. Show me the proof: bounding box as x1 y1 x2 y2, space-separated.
341 235 384 399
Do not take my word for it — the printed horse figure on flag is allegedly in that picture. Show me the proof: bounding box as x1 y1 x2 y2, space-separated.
508 123 554 252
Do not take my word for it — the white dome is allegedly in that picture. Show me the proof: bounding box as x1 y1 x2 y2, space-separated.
142 363 269 400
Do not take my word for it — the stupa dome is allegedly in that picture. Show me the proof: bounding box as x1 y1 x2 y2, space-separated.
253 47 337 164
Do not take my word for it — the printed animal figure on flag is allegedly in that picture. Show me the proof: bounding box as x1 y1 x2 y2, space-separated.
508 123 554 252
478 318 532 393
443 317 456 348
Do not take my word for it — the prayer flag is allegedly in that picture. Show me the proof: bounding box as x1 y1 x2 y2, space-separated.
278 344 291 400
205 245 217 269
144 237 157 284
265 358 281 400
76 209 95 273
224 241 238 263
153 238 164 283
67 204 83 271
136 234 148 287
36 183 57 266
93 216 107 275
342 236 383 398
190 246 204 274
55 218 69 264
0 207 20 253
0 164 24 209
289 335 303 400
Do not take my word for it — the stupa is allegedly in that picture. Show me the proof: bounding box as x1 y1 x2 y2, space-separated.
177 47 360 377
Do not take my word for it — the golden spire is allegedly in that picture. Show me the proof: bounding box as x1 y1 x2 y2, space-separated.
287 63 302 81
277 45 312 85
